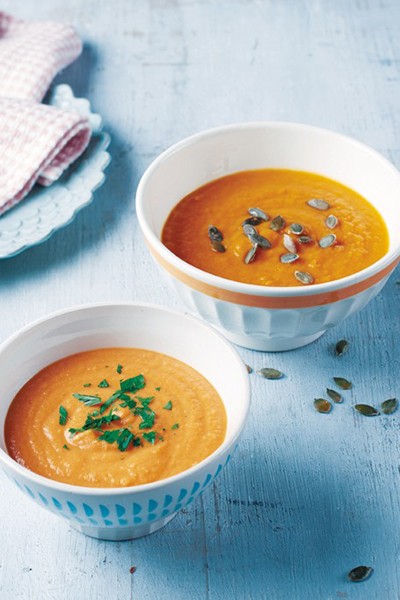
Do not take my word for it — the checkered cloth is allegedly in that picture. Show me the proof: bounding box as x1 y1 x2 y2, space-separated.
0 12 91 216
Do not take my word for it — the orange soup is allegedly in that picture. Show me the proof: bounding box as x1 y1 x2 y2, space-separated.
162 169 389 286
5 348 227 488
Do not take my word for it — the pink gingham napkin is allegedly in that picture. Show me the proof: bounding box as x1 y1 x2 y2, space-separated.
0 12 92 216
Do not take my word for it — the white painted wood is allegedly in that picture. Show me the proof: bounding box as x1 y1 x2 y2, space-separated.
1 1 400 598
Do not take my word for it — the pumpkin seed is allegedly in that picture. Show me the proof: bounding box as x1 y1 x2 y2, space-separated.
298 235 313 244
307 198 330 210
256 368 283 380
283 233 297 253
347 565 374 583
244 245 258 264
294 270 314 285
245 364 253 374
325 214 339 229
280 252 299 264
381 398 398 415
270 215 286 232
210 240 226 253
335 339 349 356
290 223 303 235
354 404 379 416
333 377 352 390
251 232 272 249
326 388 343 403
242 223 257 238
248 207 268 221
208 225 223 242
319 234 336 248
314 398 332 413
242 216 264 227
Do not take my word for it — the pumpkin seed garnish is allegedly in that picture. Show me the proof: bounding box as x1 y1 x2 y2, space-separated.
354 404 379 416
256 368 283 380
248 207 269 221
208 225 223 242
325 214 339 229
294 270 314 285
245 364 253 374
335 339 349 356
333 377 352 390
290 223 303 235
347 565 374 583
242 223 257 238
210 239 226 253
280 252 299 264
319 234 336 248
270 215 286 232
326 388 343 403
283 233 297 253
314 398 332 413
298 235 313 244
307 198 330 210
244 245 258 264
242 216 264 227
381 398 398 415
251 232 272 249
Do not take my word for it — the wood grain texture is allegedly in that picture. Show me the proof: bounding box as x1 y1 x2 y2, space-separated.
1 1 400 598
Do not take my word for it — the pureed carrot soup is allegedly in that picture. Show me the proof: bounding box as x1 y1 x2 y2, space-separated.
5 348 227 488
162 169 389 286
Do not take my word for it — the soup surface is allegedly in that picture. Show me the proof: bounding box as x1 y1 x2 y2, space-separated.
162 169 389 286
5 348 227 488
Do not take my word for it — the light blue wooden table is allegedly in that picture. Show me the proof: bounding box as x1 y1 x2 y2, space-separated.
0 1 399 598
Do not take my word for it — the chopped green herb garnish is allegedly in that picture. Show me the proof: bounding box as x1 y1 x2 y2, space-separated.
59 405 68 425
158 434 164 442
142 431 157 445
98 379 110 388
136 407 155 430
137 396 154 407
119 397 137 410
83 383 91 388
69 412 120 435
63 444 69 450
171 423 179 430
117 364 123 374
155 386 161 391
163 401 173 410
99 390 124 414
120 374 145 393
72 393 102 406
99 428 139 452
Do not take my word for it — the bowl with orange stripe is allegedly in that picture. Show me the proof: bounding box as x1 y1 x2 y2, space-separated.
136 122 400 351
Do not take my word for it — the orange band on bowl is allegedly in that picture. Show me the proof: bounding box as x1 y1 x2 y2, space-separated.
149 244 399 309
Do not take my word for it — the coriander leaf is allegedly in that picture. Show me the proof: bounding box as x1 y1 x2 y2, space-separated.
117 364 123 374
158 434 164 441
99 390 124 414
59 405 68 425
142 431 156 445
119 397 137 410
137 396 154 407
118 429 134 452
63 444 69 450
155 386 161 391
120 374 145 393
83 383 91 387
72 393 102 406
98 379 110 388
171 423 179 430
98 429 121 444
135 407 155 429
69 412 120 435
163 401 172 410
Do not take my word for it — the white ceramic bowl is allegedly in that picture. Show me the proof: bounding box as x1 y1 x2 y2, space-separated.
0 303 250 541
136 122 400 351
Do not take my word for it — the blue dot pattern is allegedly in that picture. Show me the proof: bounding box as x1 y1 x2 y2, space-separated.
13 455 231 527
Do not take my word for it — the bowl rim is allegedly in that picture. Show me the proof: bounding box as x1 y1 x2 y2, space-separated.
136 120 400 298
0 301 250 496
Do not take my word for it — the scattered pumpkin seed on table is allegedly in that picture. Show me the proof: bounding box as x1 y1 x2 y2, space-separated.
326 388 343 403
335 339 349 356
333 377 352 390
381 398 398 414
314 398 332 413
347 566 374 583
354 404 380 417
256 368 283 380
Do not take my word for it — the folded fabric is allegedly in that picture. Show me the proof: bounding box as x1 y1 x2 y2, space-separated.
0 12 91 216
0 12 82 101
0 99 91 215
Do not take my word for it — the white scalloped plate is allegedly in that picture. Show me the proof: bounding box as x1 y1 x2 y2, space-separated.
0 84 111 259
